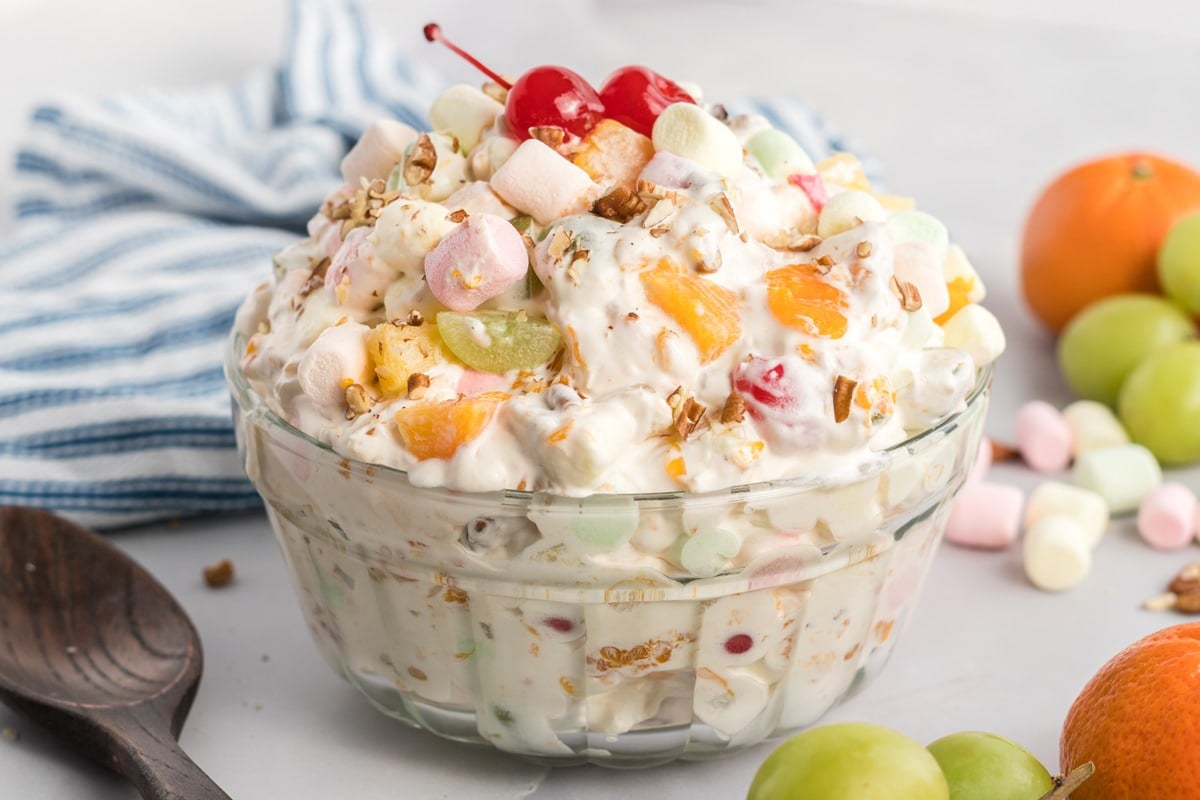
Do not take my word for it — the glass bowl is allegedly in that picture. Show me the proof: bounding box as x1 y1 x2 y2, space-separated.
226 332 990 767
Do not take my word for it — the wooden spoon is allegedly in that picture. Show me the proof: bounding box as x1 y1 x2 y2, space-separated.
0 506 231 799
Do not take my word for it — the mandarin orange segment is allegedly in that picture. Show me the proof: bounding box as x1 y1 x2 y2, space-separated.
764 265 849 338
393 391 506 461
640 258 741 363
934 276 977 325
572 119 655 189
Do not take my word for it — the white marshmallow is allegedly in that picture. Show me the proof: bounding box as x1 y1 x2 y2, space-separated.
489 139 597 225
651 102 744 176
893 241 951 320
1023 514 1091 592
428 84 504 154
1062 400 1129 456
468 134 519 181
296 322 371 408
817 189 886 238
940 304 1006 367
1024 481 1109 549
369 197 459 272
442 181 516 219
1073 443 1163 514
339 119 417 186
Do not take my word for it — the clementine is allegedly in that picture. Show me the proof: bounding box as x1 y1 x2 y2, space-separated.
1059 622 1200 799
1020 153 1200 333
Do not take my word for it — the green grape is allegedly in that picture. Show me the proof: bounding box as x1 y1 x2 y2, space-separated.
437 310 562 374
1117 341 1200 465
1158 211 1200 314
1056 294 1195 407
926 731 1054 800
747 722 949 800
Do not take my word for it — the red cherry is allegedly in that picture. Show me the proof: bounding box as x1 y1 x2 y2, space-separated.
733 358 795 416
598 66 695 137
506 66 605 141
723 633 754 655
543 616 575 634
787 173 829 212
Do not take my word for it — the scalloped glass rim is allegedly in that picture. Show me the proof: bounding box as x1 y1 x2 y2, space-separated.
225 328 993 506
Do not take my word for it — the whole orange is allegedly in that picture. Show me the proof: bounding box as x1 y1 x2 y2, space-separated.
1020 153 1200 333
1060 622 1200 799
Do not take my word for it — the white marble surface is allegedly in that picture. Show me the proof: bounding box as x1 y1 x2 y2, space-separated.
2 1 1199 797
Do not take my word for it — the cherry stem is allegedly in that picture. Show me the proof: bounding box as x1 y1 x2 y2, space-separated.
1037 762 1095 800
423 24 512 90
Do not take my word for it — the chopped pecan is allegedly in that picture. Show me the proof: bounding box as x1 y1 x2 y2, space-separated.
402 133 437 186
592 185 648 222
833 375 857 423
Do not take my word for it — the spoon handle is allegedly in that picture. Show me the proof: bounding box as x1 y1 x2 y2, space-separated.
122 734 233 800
106 708 232 800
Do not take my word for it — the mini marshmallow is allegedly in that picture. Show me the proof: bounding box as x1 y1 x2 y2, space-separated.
1137 483 1198 550
1062 400 1129 456
940 304 1006 367
423 213 528 312
1014 401 1073 473
893 241 951 320
651 102 744 176
746 128 815 179
489 139 597 225
428 84 504 154
1025 481 1109 549
468 135 519 181
638 150 697 189
693 666 771 737
886 209 949 261
945 482 1023 549
339 119 417 186
1023 514 1091 592
1074 443 1163 514
296 322 371 408
817 189 886 238
680 528 741 576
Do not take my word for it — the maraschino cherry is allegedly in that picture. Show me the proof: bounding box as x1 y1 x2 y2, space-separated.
598 66 695 137
424 24 604 141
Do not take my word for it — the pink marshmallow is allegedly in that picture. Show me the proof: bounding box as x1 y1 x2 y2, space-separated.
1014 401 1073 473
892 242 950 319
456 368 509 396
340 119 417 186
637 150 697 189
423 213 528 312
1137 482 1198 550
945 482 1024 549
968 437 993 485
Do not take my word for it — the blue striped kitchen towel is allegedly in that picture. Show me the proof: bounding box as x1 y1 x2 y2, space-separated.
0 0 875 531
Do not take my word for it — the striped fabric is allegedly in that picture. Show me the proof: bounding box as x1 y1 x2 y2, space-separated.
0 0 874 530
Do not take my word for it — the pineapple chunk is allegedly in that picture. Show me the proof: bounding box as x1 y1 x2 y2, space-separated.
572 119 655 189
366 323 455 396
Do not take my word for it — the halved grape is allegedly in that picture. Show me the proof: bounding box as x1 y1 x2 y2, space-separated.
437 310 562 374
1158 210 1200 314
927 731 1054 800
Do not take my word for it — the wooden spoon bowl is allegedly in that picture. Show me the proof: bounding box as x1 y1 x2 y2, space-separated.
0 506 230 799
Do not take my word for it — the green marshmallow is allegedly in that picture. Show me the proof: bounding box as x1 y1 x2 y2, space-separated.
680 528 741 577
746 128 815 180
886 210 949 260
